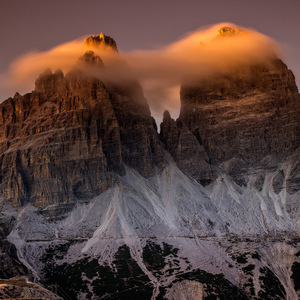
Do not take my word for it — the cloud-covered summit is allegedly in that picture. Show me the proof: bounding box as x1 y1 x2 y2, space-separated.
0 23 281 119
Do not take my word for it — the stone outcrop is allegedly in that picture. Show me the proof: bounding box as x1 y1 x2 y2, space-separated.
166 280 203 300
0 50 164 208
0 276 62 299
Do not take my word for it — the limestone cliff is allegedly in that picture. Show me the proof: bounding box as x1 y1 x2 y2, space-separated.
179 58 299 163
161 57 300 188
0 51 164 208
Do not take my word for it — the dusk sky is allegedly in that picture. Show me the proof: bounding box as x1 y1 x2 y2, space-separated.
1 0 300 106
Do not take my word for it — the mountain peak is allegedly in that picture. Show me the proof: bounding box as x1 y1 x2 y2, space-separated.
84 33 118 52
78 50 104 67
217 26 246 37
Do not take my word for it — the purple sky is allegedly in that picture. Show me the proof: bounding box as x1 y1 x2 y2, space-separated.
1 0 300 100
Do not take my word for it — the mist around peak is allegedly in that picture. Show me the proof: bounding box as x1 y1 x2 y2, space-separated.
0 23 281 120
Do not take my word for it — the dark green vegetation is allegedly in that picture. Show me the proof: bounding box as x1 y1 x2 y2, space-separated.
236 253 248 264
42 244 152 299
236 252 257 296
41 241 71 262
291 262 300 291
242 264 255 275
40 241 289 299
258 267 286 299
251 252 261 260
241 259 256 296
230 250 287 299
142 241 179 275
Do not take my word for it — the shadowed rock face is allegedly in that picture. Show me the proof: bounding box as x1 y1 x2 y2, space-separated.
179 59 299 165
160 58 300 186
160 111 215 186
0 51 164 208
0 241 29 279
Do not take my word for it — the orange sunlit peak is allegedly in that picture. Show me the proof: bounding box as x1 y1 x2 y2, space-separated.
217 26 247 37
84 33 118 52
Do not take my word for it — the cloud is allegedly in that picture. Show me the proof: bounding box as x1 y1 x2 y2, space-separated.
0 23 280 121
0 39 86 99
121 23 280 116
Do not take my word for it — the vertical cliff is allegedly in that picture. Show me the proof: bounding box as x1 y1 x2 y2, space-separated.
161 57 300 188
0 45 164 208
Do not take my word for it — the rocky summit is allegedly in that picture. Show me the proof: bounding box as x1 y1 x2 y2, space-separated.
84 33 118 52
0 30 299 299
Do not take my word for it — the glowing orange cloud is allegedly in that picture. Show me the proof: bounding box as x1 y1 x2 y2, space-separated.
123 23 280 116
0 23 281 120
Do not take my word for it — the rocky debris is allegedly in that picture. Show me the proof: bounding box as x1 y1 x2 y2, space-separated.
84 32 118 52
0 51 164 208
166 280 203 300
39 203 76 221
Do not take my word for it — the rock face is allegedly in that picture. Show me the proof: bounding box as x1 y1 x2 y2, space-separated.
180 59 299 164
84 33 118 52
166 280 203 300
161 58 300 186
160 110 215 185
0 240 29 279
0 51 164 208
